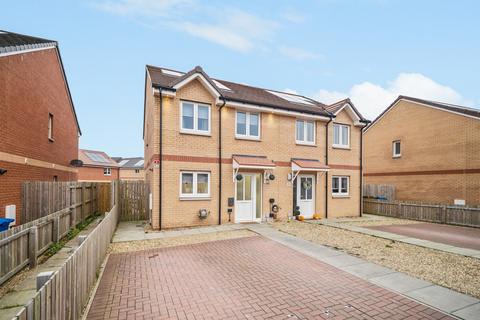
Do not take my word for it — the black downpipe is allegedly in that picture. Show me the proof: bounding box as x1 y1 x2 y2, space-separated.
218 98 226 225
359 120 371 217
158 88 163 230
325 117 333 219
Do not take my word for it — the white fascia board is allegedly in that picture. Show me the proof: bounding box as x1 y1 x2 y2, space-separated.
0 45 56 57
224 100 331 121
173 73 220 100
233 159 275 170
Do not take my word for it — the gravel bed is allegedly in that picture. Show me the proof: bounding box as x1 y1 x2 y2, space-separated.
341 217 423 227
109 229 255 254
274 221 480 298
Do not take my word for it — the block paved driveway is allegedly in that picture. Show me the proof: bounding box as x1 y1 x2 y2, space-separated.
367 223 480 250
87 236 452 320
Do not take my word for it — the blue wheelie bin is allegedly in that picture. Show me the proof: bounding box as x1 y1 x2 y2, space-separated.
0 218 15 232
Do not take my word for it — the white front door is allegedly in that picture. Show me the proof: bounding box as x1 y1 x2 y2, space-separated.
297 175 315 219
235 174 259 222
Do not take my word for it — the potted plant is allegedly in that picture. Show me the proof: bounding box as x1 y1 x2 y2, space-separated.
293 206 301 220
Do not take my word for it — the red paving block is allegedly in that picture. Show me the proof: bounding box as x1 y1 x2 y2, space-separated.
87 236 453 320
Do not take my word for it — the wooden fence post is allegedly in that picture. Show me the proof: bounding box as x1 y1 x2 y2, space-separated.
29 226 38 268
442 205 447 224
52 216 60 243
397 203 402 218
81 184 86 220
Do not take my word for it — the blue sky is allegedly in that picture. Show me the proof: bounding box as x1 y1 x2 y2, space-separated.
2 0 479 157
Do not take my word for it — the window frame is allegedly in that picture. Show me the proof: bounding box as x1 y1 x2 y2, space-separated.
103 168 111 176
180 101 211 136
295 119 316 145
179 171 211 199
48 113 54 141
332 176 349 197
333 123 350 149
235 111 261 140
392 140 401 158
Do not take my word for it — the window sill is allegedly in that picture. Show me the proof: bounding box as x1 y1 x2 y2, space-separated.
392 155 401 159
296 142 316 147
332 145 350 150
180 130 211 137
179 197 212 201
48 138 55 143
332 195 350 199
235 136 261 142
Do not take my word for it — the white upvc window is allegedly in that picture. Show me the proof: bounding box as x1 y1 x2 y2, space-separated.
296 120 315 145
332 176 349 196
180 101 211 135
236 111 260 139
180 171 210 198
333 123 350 148
104 168 111 176
393 140 401 158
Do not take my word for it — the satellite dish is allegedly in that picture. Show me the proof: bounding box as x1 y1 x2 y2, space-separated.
70 159 83 167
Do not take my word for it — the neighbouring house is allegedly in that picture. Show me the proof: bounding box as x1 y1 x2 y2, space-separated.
78 149 119 182
113 157 145 180
0 30 81 224
143 65 368 229
363 95 480 206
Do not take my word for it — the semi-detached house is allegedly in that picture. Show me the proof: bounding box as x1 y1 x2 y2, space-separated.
144 65 368 229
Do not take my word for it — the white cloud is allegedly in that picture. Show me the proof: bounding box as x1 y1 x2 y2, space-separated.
174 9 278 53
281 11 305 23
279 46 321 61
93 1 278 53
313 73 471 120
93 0 193 17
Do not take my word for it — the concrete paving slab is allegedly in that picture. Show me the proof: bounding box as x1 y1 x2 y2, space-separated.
407 285 478 313
0 290 35 308
370 272 432 293
452 302 480 320
320 254 365 268
0 306 23 320
339 262 396 280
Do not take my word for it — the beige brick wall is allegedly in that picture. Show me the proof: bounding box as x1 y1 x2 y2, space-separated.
119 169 145 180
364 100 480 205
145 77 363 229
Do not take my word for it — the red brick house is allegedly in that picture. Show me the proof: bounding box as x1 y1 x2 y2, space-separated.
0 30 81 224
78 149 119 182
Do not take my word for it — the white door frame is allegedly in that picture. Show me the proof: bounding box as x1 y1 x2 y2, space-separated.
296 174 315 219
234 173 261 223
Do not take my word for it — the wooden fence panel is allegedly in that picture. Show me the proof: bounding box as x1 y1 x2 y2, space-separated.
0 182 111 286
12 186 119 320
119 181 149 221
363 184 395 201
364 199 480 227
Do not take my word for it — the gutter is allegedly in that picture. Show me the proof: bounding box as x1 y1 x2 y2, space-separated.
359 119 371 217
218 97 226 225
